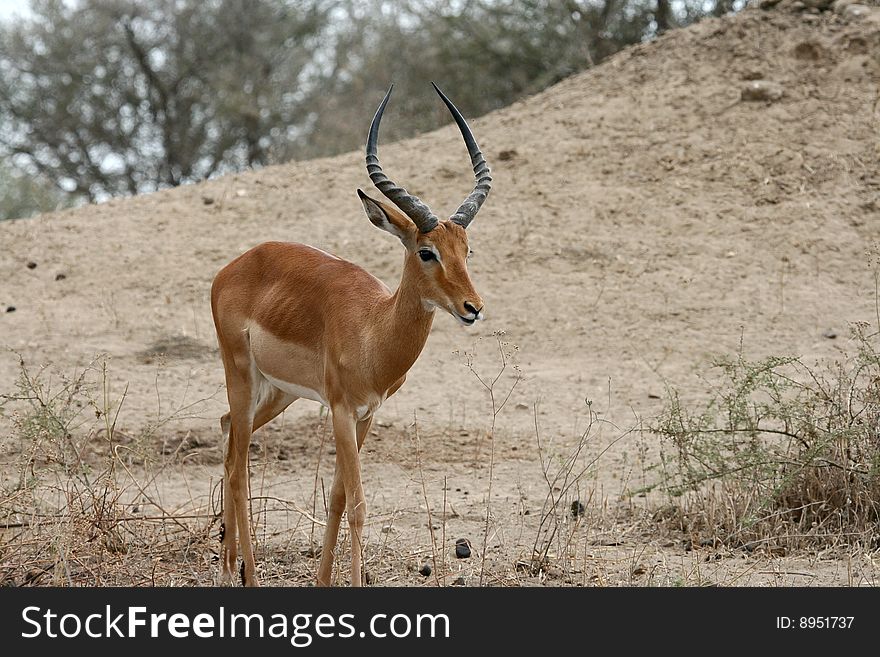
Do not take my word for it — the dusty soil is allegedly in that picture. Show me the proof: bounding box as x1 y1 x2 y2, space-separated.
2 4 880 586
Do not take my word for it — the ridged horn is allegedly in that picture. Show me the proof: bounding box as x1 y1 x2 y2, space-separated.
365 85 439 233
431 82 492 229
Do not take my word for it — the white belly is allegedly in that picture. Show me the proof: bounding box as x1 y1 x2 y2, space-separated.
259 371 329 407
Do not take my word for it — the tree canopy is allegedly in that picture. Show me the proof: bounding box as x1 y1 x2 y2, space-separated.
0 0 744 220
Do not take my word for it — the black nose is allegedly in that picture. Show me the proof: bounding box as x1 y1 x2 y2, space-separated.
463 302 481 316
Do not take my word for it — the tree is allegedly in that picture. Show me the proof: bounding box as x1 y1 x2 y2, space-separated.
0 162 66 221
299 0 658 159
656 0 675 33
0 0 744 218
0 0 336 202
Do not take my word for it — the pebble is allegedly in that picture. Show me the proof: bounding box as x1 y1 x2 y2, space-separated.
419 563 432 577
741 80 784 102
822 329 837 339
833 0 858 11
26 261 37 269
842 3 870 19
455 538 471 559
55 273 66 281
5 306 15 313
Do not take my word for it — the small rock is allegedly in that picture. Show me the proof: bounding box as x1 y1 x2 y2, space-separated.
842 3 870 19
515 402 529 410
451 576 466 586
741 80 784 102
793 41 823 61
54 273 66 281
419 563 432 577
26 261 37 269
647 393 661 399
832 0 859 13
822 329 837 339
5 306 16 313
381 525 395 534
570 500 586 517
455 538 471 559
497 149 518 161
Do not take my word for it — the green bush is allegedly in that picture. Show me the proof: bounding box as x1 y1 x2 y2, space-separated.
651 324 880 552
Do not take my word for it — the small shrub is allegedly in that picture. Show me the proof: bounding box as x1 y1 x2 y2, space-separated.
649 324 880 553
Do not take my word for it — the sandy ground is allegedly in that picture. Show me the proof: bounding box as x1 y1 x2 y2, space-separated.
1 5 880 586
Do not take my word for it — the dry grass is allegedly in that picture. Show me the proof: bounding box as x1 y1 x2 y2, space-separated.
648 321 880 557
3 333 878 587
0 356 218 585
0 338 624 588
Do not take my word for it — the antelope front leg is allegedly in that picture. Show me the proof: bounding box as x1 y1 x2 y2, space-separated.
316 416 373 586
317 468 346 586
330 408 367 586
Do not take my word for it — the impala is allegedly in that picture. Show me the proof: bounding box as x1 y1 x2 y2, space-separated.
210 83 492 586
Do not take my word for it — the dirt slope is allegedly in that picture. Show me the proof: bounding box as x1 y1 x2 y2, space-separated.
1 5 879 585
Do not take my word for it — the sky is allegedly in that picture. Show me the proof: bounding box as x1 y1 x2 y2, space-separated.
0 1 31 21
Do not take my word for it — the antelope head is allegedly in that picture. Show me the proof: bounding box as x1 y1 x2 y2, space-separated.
357 83 492 326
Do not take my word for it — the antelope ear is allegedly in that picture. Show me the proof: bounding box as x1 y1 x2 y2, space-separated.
357 189 417 248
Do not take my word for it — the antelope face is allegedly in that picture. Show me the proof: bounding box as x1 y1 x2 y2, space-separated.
413 220 483 326
360 82 492 328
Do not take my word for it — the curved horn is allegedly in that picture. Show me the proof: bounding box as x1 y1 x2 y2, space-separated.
366 85 439 233
432 82 492 229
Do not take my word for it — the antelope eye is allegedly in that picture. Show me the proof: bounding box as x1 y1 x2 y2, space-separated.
418 249 436 262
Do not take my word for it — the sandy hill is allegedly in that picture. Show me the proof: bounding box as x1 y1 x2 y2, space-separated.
1 4 878 585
